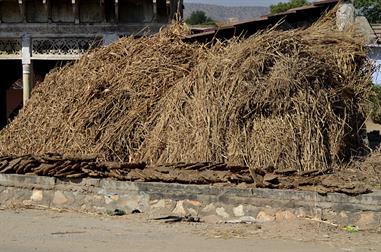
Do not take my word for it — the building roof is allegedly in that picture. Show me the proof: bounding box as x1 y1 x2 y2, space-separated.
184 0 339 43
371 24 381 43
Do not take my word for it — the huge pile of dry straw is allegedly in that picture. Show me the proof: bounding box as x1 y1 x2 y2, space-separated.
0 18 373 173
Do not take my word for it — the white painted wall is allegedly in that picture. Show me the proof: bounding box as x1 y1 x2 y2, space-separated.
369 46 381 85
374 60 381 85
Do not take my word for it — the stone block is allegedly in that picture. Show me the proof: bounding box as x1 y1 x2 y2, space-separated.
216 207 230 219
256 211 275 222
203 215 222 224
100 179 139 192
201 203 216 214
356 212 376 229
187 208 198 216
244 205 261 218
151 199 166 209
52 191 68 205
30 190 43 202
275 210 296 221
172 201 186 216
0 174 55 189
233 205 245 217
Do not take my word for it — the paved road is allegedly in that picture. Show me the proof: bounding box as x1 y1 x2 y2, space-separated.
0 209 379 252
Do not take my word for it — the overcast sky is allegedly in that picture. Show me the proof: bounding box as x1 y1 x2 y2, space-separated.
184 0 287 7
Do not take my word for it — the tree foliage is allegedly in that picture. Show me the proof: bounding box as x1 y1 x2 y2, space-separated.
270 0 309 14
185 10 214 25
354 0 381 23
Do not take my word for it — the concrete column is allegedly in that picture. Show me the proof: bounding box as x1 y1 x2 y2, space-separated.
21 34 32 105
336 0 355 31
43 0 52 23
18 0 26 23
114 0 119 23
47 0 52 23
100 0 106 23
22 64 32 105
72 0 79 24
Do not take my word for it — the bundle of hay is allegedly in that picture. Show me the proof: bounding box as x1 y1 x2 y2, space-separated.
136 20 373 172
0 19 373 173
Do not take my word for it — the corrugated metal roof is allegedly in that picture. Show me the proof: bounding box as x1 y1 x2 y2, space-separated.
372 24 381 43
185 0 339 42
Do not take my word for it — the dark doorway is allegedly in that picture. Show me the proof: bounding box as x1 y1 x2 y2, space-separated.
0 60 22 128
33 60 71 83
0 60 71 129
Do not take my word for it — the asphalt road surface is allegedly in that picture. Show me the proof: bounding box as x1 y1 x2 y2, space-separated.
0 208 380 252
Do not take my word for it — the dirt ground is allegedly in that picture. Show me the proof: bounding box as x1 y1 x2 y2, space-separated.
0 208 380 252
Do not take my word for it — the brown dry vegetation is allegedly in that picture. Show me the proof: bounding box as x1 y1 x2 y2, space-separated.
0 17 374 174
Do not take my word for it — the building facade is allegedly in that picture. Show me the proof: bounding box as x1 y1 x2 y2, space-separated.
369 24 381 85
0 0 183 127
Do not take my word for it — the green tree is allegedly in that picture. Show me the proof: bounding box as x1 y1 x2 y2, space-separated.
185 11 214 25
270 0 309 14
354 0 381 23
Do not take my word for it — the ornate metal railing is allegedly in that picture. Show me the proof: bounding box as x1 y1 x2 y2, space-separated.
0 38 21 56
31 37 103 56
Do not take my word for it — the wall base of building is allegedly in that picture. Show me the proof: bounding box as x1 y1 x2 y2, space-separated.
0 174 380 229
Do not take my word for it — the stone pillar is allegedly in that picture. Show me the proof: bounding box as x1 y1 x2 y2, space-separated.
21 34 32 105
115 0 119 23
43 0 52 23
100 0 106 23
72 0 79 24
336 0 355 31
18 0 26 23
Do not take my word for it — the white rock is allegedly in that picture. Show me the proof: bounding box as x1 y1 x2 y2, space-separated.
173 201 186 215
233 205 245 217
216 207 230 219
256 211 275 222
30 190 43 202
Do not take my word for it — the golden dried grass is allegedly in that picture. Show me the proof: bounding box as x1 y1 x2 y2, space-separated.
0 18 373 172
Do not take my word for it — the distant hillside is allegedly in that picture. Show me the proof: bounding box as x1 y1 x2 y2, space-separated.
184 3 269 22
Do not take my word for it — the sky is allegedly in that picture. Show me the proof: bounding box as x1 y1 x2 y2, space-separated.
184 0 286 7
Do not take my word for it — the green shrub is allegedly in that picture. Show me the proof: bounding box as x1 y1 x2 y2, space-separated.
185 11 214 25
270 0 309 14
370 85 381 123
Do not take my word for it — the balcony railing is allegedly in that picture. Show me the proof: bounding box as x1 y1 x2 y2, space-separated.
0 36 104 60
32 37 103 58
0 38 21 57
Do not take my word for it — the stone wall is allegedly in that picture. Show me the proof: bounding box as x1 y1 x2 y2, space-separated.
0 174 380 229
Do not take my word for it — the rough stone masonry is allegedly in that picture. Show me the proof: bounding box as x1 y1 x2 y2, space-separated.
0 174 380 230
